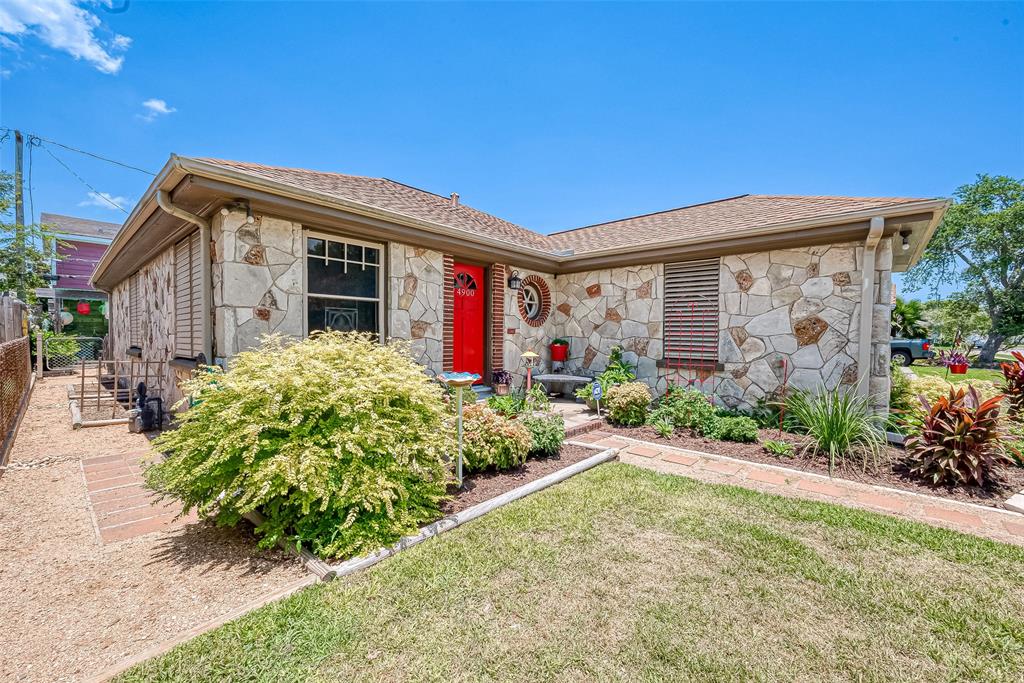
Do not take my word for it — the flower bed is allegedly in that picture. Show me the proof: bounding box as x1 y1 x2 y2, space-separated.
603 423 1024 509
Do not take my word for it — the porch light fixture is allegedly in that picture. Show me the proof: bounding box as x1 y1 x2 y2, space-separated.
899 230 911 252
507 270 522 290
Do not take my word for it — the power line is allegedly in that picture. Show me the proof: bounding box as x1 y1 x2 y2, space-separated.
0 127 155 176
39 144 129 214
27 136 36 225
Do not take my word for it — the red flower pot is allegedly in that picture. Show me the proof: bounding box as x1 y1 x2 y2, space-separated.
949 363 968 375
550 343 569 362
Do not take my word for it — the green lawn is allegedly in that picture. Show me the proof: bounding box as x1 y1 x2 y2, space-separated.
120 463 1024 683
911 362 1004 384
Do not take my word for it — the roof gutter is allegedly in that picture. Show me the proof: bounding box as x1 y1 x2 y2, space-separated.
155 189 213 363
856 216 885 402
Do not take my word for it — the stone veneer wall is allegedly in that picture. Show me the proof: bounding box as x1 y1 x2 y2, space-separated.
503 267 556 385
109 245 186 406
211 210 304 359
553 265 664 390
388 244 444 374
713 239 893 410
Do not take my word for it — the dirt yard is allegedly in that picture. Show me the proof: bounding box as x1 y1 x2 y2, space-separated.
0 378 307 682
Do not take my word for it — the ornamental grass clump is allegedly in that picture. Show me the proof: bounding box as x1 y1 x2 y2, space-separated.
145 332 454 561
461 404 532 472
906 386 1012 487
785 388 887 475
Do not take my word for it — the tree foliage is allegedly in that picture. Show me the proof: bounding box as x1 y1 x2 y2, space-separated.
0 172 65 303
890 297 929 338
905 174 1024 362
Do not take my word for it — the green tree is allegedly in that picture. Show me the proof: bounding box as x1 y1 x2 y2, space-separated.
0 171 64 303
905 174 1024 363
921 297 991 346
890 297 929 338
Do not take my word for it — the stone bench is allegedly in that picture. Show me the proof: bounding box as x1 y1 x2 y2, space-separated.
531 373 593 397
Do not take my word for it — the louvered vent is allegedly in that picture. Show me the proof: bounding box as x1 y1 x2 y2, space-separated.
129 272 142 347
174 231 203 359
664 257 721 363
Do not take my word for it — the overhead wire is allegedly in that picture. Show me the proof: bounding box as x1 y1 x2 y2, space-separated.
38 143 129 214
0 126 155 176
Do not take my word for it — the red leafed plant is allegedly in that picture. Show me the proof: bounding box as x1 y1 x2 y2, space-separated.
906 385 1012 487
999 350 1024 417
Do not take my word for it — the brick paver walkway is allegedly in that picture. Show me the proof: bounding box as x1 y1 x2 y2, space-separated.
572 431 1024 546
81 448 197 543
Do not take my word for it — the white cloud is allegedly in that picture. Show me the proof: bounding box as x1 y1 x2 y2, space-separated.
79 191 129 210
0 0 129 74
138 98 176 122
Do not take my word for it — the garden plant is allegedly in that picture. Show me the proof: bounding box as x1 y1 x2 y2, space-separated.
460 404 533 472
145 332 453 560
784 389 887 475
605 381 652 426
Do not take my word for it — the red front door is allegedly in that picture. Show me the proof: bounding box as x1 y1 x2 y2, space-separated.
453 263 485 381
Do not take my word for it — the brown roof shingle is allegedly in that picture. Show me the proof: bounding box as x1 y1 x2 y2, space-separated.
40 213 121 241
191 158 937 256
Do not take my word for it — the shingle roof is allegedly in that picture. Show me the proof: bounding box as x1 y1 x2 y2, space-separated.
40 213 121 241
196 159 552 251
545 194 932 254
191 159 937 256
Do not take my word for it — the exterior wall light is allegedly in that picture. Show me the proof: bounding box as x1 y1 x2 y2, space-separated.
507 270 522 290
899 230 911 252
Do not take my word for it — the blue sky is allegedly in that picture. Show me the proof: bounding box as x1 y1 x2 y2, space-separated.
1 1 1022 297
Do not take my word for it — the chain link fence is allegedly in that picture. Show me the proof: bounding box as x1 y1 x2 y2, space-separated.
1 336 31 468
43 335 104 372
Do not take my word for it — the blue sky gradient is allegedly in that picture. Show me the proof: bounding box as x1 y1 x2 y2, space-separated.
2 2 1021 297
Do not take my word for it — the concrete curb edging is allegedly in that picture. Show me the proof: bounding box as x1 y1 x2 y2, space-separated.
612 433 1024 519
325 446 619 576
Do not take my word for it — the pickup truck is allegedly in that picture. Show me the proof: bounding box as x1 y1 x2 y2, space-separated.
890 338 935 366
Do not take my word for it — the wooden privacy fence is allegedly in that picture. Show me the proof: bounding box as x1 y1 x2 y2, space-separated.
0 336 32 467
0 293 29 343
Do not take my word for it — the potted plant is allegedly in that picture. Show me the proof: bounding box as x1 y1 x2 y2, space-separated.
492 370 513 395
942 349 970 375
550 338 570 362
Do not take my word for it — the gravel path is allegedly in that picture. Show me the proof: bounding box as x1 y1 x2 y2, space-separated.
0 378 306 682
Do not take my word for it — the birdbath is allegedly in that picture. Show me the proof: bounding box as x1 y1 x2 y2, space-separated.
439 371 480 487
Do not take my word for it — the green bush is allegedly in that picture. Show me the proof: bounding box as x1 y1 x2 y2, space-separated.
762 439 795 457
487 391 526 417
785 389 887 475
461 404 532 472
647 386 718 433
712 415 759 442
521 412 565 457
574 345 636 403
145 332 454 561
652 417 674 439
606 381 652 426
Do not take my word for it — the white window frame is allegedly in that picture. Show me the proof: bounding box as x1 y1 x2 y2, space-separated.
302 230 385 337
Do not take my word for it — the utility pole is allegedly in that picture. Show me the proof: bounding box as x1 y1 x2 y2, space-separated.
13 130 26 300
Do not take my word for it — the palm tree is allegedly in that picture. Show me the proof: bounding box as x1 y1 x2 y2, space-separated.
891 297 929 338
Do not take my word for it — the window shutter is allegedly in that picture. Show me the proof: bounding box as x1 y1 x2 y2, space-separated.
129 272 141 347
174 231 203 358
664 257 720 363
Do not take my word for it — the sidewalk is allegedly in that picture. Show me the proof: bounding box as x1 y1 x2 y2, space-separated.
573 431 1024 547
0 378 306 682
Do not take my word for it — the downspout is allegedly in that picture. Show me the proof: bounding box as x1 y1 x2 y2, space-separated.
156 190 213 363
856 216 884 399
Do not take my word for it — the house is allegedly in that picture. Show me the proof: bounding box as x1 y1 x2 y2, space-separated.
36 213 118 336
90 156 948 410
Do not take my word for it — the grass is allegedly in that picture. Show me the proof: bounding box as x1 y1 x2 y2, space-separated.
912 363 1004 384
119 463 1024 683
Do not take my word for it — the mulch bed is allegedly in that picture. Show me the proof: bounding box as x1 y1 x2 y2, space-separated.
605 424 1024 510
440 444 598 515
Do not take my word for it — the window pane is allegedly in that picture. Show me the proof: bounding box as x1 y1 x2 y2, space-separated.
364 247 379 265
328 241 345 260
308 297 379 335
308 257 378 297
307 237 325 257
346 243 362 262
